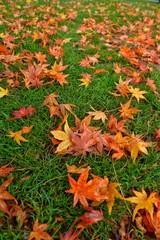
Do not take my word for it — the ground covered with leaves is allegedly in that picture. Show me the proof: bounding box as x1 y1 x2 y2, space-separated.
0 0 160 239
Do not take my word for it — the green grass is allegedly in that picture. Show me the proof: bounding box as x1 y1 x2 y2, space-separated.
0 0 160 239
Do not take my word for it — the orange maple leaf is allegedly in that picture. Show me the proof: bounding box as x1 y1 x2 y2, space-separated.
66 168 105 208
29 219 52 240
119 99 140 119
0 178 17 215
0 164 14 178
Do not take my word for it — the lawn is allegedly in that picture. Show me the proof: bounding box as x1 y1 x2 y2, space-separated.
0 0 160 239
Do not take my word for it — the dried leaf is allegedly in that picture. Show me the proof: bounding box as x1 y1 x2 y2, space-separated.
66 164 91 174
0 178 17 215
77 209 104 228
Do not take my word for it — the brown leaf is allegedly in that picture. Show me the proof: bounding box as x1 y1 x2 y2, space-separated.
66 164 91 174
0 178 17 215
77 209 104 228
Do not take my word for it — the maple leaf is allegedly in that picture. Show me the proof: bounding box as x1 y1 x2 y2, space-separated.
49 45 64 59
146 78 159 96
79 77 91 87
77 209 104 228
126 133 152 162
42 93 59 107
0 164 14 178
49 105 63 119
21 125 33 134
45 61 68 76
114 77 131 97
0 178 17 215
66 164 91 174
59 104 76 117
106 182 123 214
59 227 82 240
9 204 27 228
113 62 121 74
119 99 140 119
8 130 28 145
29 219 52 240
66 168 105 207
35 52 47 63
129 87 147 103
155 129 160 139
93 69 107 75
79 58 91 68
50 120 73 153
0 87 8 98
88 106 107 123
56 73 69 86
126 189 157 221
21 63 48 88
91 175 123 214
87 53 99 65
10 106 36 119
107 114 127 133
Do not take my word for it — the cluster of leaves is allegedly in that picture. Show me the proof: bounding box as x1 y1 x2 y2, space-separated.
0 0 159 239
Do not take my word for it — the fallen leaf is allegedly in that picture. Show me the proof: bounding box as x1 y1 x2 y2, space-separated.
66 164 91 174
0 164 14 178
0 87 8 98
8 130 28 145
10 106 36 120
29 219 52 240
50 120 73 153
59 227 82 240
21 125 33 134
88 106 107 123
129 87 147 103
77 209 104 228
119 99 140 119
127 133 152 162
0 178 17 215
126 189 157 221
79 77 91 87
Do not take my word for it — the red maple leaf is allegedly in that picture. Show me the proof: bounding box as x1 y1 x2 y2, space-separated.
9 106 36 120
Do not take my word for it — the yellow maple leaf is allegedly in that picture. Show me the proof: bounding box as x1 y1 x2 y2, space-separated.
0 87 8 98
50 120 73 153
8 131 28 145
79 77 91 87
127 133 152 162
126 189 157 221
107 182 124 214
129 87 147 103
